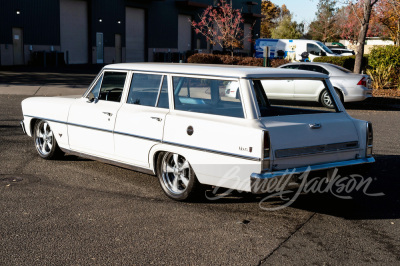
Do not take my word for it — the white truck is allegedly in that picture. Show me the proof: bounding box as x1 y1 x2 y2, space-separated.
255 39 341 62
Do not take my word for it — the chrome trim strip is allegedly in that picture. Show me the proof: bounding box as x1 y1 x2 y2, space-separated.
251 157 375 181
25 115 259 161
275 141 359 158
114 131 161 142
163 140 261 161
60 148 154 175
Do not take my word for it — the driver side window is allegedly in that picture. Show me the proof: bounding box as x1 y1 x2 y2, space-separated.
307 43 321 55
90 71 127 102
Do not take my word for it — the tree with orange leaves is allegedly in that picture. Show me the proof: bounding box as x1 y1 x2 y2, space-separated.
375 0 400 45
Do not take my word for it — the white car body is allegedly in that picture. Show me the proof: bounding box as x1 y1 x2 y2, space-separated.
278 62 373 104
20 63 374 199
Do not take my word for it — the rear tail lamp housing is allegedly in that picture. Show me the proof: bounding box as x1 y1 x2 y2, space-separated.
357 77 367 87
262 131 271 171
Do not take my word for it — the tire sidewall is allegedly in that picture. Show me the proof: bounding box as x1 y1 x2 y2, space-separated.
33 120 59 160
157 152 196 201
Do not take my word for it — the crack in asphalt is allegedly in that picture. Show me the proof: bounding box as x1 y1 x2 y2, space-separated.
257 212 317 265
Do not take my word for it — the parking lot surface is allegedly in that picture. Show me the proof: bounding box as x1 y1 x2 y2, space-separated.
1 69 399 265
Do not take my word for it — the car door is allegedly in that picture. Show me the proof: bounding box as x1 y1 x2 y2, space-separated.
113 73 170 168
261 79 295 100
294 65 329 100
68 70 128 157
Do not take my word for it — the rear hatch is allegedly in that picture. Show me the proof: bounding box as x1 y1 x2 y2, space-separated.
261 112 360 170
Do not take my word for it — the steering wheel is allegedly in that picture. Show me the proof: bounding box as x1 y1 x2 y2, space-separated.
105 88 122 101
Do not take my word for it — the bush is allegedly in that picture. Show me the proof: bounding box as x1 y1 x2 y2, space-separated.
313 55 369 72
187 53 289 67
367 46 400 90
368 45 400 70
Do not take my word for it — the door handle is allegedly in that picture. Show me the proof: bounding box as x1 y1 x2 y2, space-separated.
102 112 113 117
309 123 322 129
151 117 162 122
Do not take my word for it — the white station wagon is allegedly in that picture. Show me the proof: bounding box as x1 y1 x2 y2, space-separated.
20 63 374 201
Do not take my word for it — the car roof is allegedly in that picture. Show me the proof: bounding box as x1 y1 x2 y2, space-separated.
103 63 328 79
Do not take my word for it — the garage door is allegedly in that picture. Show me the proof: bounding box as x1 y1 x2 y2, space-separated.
178 14 192 52
126 7 145 62
60 0 88 64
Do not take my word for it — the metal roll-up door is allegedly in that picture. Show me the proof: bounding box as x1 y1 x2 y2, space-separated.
126 7 145 62
60 0 88 64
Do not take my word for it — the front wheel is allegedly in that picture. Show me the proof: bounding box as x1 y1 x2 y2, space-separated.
157 152 202 201
33 120 64 160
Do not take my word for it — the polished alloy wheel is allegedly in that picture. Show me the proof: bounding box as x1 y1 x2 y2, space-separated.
320 90 334 109
161 153 191 195
35 121 54 156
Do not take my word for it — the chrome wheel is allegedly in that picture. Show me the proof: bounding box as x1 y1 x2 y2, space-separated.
33 120 63 159
35 121 54 156
320 90 334 108
161 153 190 194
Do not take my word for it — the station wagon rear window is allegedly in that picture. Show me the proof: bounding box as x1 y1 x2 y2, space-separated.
253 78 339 117
173 76 244 118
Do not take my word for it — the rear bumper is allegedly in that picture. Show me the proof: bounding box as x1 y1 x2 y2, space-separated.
250 157 375 194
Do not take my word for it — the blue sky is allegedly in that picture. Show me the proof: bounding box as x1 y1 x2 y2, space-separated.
270 0 319 24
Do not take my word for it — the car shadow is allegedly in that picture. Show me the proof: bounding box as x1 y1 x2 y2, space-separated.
201 154 400 220
344 97 400 111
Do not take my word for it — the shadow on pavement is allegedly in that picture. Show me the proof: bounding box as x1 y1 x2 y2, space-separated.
200 155 400 220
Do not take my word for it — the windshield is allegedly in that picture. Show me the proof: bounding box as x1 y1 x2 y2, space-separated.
316 41 334 54
252 78 339 117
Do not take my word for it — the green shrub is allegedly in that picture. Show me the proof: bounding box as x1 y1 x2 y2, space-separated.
368 46 400 90
313 55 368 72
187 53 289 67
368 45 400 70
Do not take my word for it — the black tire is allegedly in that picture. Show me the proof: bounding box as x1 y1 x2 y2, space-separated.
319 89 334 109
334 88 344 104
157 152 202 201
33 120 64 160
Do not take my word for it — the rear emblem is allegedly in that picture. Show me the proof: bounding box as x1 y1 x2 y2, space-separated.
59 133 63 137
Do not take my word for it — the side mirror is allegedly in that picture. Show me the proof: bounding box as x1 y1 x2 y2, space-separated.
320 51 327 56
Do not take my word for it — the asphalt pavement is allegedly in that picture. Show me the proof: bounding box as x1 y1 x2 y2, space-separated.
1 67 400 265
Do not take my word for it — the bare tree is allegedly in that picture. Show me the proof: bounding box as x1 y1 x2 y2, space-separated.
347 0 379 73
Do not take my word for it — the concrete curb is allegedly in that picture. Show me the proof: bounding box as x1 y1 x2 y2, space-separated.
0 84 87 96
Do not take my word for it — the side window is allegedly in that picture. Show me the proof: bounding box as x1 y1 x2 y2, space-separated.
89 74 103 99
127 73 167 107
97 71 127 102
307 43 321 55
299 65 329 75
282 65 300 70
173 76 244 118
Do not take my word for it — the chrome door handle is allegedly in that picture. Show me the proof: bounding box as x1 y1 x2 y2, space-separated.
309 123 322 129
102 112 113 117
151 117 162 122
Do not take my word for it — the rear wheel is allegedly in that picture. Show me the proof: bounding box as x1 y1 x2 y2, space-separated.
157 152 202 201
33 120 64 160
320 89 334 109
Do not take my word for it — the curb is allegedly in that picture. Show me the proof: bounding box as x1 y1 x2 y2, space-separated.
0 84 87 96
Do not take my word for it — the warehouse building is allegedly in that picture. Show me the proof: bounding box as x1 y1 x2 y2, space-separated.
0 0 262 66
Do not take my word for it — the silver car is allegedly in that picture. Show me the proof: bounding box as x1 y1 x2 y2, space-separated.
278 62 372 108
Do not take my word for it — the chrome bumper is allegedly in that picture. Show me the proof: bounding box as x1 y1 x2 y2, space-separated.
20 120 26 134
250 157 375 194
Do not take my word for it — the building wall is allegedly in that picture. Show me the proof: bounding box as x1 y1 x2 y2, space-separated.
0 0 262 65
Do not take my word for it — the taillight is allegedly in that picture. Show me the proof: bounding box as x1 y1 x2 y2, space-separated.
357 77 367 87
262 131 271 171
366 122 373 157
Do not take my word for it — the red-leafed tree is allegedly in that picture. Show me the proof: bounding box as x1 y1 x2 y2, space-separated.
190 0 251 56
